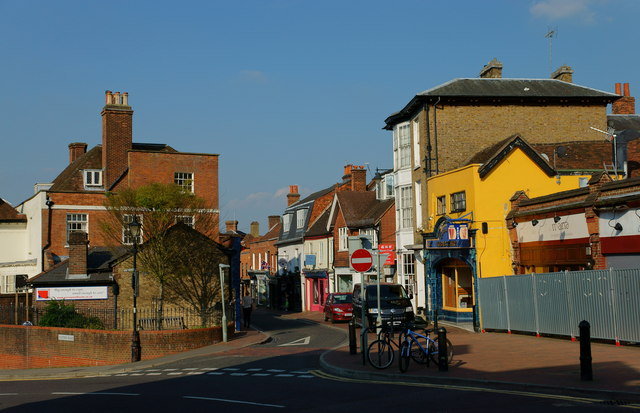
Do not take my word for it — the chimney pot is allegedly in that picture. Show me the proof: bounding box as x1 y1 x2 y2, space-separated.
624 83 631 97
122 92 128 105
612 82 635 115
615 83 622 95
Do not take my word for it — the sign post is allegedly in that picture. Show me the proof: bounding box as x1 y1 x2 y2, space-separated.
350 249 373 364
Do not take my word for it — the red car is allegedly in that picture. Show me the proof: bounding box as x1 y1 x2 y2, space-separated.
323 293 353 323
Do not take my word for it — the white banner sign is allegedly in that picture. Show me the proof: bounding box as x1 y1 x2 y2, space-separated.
517 213 589 243
36 286 108 301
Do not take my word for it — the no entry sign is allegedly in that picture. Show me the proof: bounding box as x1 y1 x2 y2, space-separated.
350 249 373 273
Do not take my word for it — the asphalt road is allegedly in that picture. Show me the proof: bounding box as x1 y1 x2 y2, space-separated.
0 311 625 412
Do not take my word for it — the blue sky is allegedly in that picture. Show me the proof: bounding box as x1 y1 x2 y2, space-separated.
1 0 638 233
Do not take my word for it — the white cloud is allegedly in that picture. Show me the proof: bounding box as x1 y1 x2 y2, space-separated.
530 0 596 22
238 70 268 84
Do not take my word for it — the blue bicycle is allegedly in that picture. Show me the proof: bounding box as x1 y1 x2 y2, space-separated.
398 324 453 372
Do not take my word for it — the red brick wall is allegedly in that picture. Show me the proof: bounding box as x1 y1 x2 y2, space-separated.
0 324 230 369
102 106 133 189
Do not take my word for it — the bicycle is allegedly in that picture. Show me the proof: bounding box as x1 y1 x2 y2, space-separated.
366 317 408 369
398 325 454 372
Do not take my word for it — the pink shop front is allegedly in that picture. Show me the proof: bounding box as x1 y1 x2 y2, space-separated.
303 270 328 312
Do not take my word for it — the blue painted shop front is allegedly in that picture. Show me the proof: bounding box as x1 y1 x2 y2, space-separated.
423 217 479 327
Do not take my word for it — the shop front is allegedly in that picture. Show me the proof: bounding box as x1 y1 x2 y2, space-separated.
303 270 328 312
423 218 478 325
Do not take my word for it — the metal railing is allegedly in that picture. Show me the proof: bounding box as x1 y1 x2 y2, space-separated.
0 304 235 330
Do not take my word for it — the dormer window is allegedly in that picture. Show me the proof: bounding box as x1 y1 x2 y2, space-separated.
83 170 103 189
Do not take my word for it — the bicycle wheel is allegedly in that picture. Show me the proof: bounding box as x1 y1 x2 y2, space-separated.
399 341 411 372
430 337 454 366
367 339 394 369
410 335 429 365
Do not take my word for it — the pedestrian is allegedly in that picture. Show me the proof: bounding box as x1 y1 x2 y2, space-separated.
242 291 253 328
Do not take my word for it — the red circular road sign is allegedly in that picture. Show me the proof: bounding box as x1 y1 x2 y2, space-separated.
350 249 373 272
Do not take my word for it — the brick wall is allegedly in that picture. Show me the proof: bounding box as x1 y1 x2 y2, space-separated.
424 104 607 175
0 324 229 369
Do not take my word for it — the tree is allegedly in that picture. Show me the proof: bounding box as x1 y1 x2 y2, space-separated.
101 183 219 329
163 224 231 327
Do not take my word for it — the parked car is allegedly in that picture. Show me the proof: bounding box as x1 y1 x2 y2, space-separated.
352 283 414 330
323 293 353 323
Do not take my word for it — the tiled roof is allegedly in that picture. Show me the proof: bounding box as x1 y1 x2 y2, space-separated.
0 198 26 222
531 141 614 171
335 192 394 228
29 246 126 286
305 207 331 237
49 143 177 193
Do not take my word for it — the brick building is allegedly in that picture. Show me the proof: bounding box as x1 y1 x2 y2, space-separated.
7 91 219 281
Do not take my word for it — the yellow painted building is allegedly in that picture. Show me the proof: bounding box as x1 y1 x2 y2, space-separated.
421 135 594 323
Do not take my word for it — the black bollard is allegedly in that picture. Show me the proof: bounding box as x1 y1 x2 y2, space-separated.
349 318 357 355
434 309 439 330
579 320 593 381
437 327 448 372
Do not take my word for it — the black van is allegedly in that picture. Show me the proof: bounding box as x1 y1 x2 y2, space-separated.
352 283 414 329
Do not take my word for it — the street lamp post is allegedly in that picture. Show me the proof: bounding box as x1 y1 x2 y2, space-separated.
219 263 230 342
128 216 142 362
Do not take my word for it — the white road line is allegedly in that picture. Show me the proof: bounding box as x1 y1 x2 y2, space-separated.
0 393 18 396
207 372 225 375
275 374 294 377
183 368 199 371
246 368 263 371
52 392 139 396
298 375 315 378
252 373 271 377
167 372 184 375
222 368 240 371
230 373 249 376
184 396 284 408
163 369 178 371
267 369 285 372
200 368 219 371
146 373 162 376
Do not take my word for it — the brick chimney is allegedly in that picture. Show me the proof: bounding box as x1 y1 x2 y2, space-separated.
479 58 503 79
268 215 280 230
612 83 636 115
287 185 300 206
102 90 133 189
250 221 260 237
351 165 367 192
67 231 88 278
225 220 239 233
551 65 573 83
68 142 87 164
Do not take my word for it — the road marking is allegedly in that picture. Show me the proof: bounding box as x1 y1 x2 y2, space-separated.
0 393 18 396
267 369 285 373
184 395 285 408
275 374 294 377
207 372 225 375
246 368 263 371
230 373 249 376
252 373 271 377
311 371 626 406
52 392 139 396
279 336 311 346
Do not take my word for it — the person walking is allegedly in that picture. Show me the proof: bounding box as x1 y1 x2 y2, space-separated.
242 291 253 329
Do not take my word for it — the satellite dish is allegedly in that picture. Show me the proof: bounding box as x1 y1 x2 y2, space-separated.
540 153 550 162
555 146 567 157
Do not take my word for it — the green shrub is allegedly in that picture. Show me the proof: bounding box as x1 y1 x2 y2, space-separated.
39 301 105 329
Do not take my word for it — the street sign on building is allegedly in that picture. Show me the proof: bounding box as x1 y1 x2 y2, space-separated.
350 249 373 273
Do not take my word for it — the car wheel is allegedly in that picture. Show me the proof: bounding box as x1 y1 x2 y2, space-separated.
331 313 336 324
323 312 328 322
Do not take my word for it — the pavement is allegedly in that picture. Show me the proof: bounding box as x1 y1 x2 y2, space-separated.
1 309 639 402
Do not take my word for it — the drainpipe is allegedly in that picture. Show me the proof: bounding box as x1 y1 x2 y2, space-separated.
433 97 441 174
425 104 432 177
41 196 54 272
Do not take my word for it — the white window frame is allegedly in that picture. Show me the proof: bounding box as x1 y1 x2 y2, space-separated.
283 214 291 233
394 123 411 169
415 181 422 228
83 170 103 188
398 186 413 229
296 209 307 229
122 214 143 245
359 228 378 249
174 172 194 193
412 117 420 168
1 274 16 294
385 175 394 198
338 227 348 251
66 213 88 243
